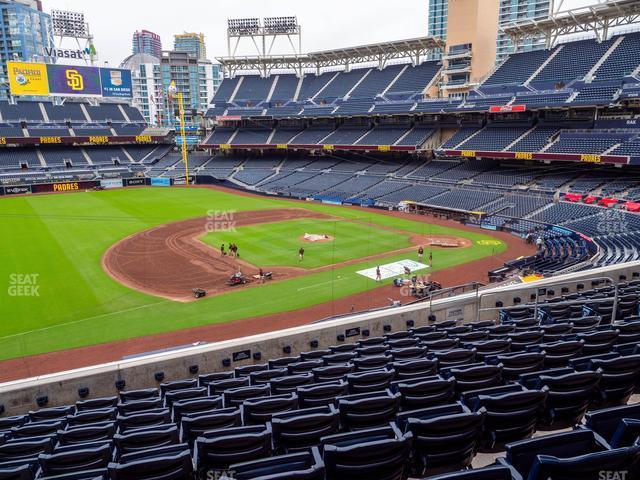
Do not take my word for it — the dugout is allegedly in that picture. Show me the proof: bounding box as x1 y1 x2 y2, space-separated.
402 201 487 224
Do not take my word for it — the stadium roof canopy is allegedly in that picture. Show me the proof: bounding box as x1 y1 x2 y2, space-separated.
216 36 444 77
501 0 640 46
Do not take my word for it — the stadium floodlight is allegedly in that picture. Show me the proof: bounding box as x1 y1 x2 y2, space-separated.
263 16 299 34
52 10 89 39
227 18 261 36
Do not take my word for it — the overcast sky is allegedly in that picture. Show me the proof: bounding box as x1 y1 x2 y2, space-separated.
44 0 599 66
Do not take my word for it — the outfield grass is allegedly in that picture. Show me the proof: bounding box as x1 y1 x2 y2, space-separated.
202 218 411 269
0 187 507 360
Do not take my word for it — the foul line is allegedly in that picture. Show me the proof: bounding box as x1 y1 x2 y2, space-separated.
0 300 169 341
296 276 351 292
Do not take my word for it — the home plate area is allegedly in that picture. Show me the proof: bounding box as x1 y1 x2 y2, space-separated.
357 259 429 281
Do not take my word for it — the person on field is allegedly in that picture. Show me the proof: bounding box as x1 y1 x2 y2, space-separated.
299 247 305 261
376 266 382 282
220 244 226 256
429 251 433 266
418 246 424 260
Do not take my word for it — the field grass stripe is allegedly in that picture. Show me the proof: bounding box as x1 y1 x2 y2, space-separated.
0 300 169 340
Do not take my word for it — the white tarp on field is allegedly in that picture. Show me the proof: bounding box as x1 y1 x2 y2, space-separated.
304 233 328 242
357 259 429 280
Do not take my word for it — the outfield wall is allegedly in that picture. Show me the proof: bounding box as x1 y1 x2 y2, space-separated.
1 261 638 416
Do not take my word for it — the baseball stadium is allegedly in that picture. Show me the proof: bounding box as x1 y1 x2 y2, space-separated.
2 0 640 479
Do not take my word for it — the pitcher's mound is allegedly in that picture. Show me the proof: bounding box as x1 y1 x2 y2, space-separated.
300 233 334 243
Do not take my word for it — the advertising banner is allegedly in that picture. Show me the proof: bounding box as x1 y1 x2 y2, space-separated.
3 185 32 195
100 68 133 98
6 62 133 99
7 62 49 96
48 64 102 97
151 177 171 187
124 178 147 187
31 180 98 193
100 179 123 189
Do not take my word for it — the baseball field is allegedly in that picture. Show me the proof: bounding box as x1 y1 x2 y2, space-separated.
0 186 513 368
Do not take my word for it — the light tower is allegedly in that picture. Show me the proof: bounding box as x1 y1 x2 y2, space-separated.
168 82 190 186
51 10 97 65
226 16 302 77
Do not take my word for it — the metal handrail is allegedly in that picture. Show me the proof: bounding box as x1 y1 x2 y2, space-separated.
476 275 619 322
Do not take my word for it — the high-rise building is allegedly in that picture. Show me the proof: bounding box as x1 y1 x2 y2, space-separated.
496 0 551 60
0 0 54 98
174 32 207 61
121 50 221 125
427 0 447 59
132 29 162 59
427 0 551 62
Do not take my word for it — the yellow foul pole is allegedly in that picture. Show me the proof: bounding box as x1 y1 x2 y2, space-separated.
177 92 190 186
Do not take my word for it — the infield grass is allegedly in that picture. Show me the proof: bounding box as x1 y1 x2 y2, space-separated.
0 187 507 361
202 218 411 269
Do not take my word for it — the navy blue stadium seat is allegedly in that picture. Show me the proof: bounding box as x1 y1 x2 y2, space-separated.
320 424 412 480
397 402 485 476
108 445 193 480
584 403 640 447
347 368 395 393
113 425 179 457
180 407 241 446
533 370 602 426
297 381 349 408
492 352 546 380
221 448 325 480
39 444 111 477
271 405 339 454
338 390 401 430
391 376 456 409
223 385 270 408
171 396 223 422
421 465 514 480
57 424 116 446
241 393 298 425
116 408 171 432
194 425 272 476
498 429 640 480
270 373 314 394
449 364 504 392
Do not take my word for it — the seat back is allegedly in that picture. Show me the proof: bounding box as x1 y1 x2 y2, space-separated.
39 444 111 477
405 407 485 475
223 448 325 480
223 385 270 408
338 391 401 430
180 407 241 446
529 444 640 480
297 381 349 408
195 425 272 472
114 426 179 456
108 448 193 480
347 369 395 394
393 376 456 409
322 427 412 480
392 358 437 380
272 406 340 453
241 393 298 425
